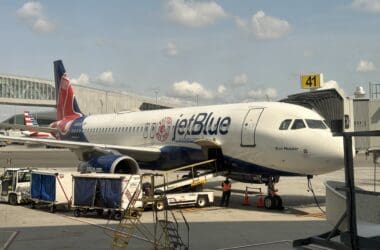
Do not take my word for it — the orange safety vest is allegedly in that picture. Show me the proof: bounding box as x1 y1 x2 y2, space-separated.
222 182 231 192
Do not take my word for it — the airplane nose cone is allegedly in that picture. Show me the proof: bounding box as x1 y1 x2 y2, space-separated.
318 135 345 173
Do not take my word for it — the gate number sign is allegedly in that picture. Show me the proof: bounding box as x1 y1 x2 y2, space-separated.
301 74 321 89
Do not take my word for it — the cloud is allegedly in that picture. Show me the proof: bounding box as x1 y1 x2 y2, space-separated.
352 0 380 13
356 60 376 72
236 11 290 40
17 1 42 19
33 18 55 33
247 87 278 100
166 0 227 28
233 73 248 86
158 96 193 107
72 73 90 85
98 71 115 85
217 85 226 95
169 80 213 99
16 1 55 33
165 42 178 56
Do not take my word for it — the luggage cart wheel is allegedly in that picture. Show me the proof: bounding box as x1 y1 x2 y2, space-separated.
113 211 122 220
29 202 36 209
96 209 103 216
73 209 81 217
50 205 56 213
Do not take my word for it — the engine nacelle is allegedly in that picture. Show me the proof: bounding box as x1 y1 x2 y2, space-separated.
78 155 140 174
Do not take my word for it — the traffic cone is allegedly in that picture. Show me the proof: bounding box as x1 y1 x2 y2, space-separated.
257 194 264 208
242 192 249 206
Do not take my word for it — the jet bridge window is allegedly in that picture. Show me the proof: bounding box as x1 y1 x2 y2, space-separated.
291 119 306 130
305 119 327 129
279 119 292 130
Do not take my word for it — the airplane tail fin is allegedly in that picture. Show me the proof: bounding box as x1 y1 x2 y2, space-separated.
24 111 34 126
54 60 84 121
23 111 38 134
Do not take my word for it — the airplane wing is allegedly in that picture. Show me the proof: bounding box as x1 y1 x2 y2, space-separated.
0 123 57 133
0 135 161 161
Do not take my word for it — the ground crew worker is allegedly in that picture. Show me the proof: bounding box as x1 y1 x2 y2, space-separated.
220 177 232 207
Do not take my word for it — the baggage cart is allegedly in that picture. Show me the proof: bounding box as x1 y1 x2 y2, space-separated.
71 173 142 220
30 170 72 212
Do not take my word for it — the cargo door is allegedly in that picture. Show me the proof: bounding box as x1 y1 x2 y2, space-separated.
241 108 264 147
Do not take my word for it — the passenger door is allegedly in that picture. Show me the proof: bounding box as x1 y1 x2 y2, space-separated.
241 108 264 147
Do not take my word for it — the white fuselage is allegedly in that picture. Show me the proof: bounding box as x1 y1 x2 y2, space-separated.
70 102 343 176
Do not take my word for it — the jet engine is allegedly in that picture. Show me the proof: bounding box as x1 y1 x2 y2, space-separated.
78 155 140 174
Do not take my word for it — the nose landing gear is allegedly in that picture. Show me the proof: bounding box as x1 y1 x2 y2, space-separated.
263 176 283 210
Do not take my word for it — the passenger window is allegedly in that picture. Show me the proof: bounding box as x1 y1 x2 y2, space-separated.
291 119 306 130
305 119 327 129
279 119 292 130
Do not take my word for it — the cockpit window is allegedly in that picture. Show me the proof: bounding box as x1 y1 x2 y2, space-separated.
291 119 306 129
306 119 327 129
279 119 292 130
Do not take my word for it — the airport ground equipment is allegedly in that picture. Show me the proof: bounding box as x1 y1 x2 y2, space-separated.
155 159 225 193
241 186 262 207
0 168 31 205
153 191 213 211
111 173 189 250
29 170 72 212
294 131 380 249
71 173 142 220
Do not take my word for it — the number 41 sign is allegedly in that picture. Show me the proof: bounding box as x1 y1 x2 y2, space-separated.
301 74 322 89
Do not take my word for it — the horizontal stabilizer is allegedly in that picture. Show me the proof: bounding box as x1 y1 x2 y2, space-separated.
0 123 57 133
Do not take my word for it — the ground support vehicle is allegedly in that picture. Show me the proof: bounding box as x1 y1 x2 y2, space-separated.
29 170 73 212
153 191 214 211
71 173 142 220
0 168 31 205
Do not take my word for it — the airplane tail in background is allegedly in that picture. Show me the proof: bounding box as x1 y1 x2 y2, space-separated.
24 111 36 126
54 60 84 121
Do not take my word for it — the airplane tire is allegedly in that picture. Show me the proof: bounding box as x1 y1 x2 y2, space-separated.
273 196 283 210
264 196 274 209
196 196 208 208
9 194 18 206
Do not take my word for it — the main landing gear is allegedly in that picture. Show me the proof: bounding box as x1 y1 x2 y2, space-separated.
263 176 283 210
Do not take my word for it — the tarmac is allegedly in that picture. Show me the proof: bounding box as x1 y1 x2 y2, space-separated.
0 146 379 249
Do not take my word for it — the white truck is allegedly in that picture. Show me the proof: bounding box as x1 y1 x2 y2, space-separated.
0 168 31 205
154 191 214 211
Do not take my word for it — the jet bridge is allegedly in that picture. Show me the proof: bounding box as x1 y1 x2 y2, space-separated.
281 88 353 133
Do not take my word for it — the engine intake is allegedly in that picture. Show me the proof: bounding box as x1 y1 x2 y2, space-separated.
78 155 140 174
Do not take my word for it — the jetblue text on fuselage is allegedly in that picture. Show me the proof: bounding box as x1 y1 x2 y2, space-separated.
172 112 231 141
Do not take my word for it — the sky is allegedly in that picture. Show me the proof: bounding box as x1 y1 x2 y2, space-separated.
1 0 380 120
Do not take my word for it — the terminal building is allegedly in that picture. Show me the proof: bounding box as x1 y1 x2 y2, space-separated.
0 74 175 125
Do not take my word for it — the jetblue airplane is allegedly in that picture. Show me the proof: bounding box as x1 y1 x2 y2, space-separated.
0 60 344 209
